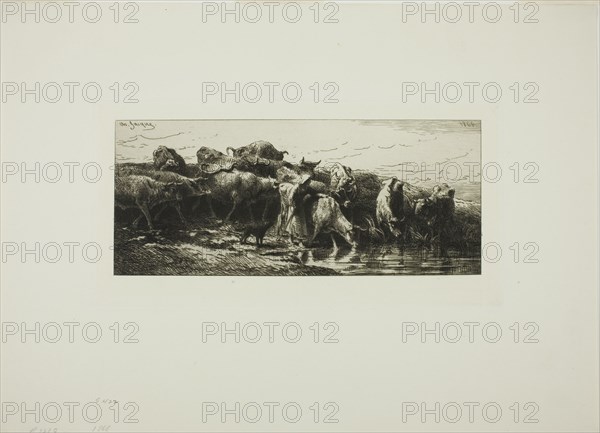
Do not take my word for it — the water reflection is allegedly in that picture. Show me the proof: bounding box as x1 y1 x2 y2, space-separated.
298 244 480 275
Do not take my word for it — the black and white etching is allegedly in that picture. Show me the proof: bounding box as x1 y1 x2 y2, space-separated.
114 120 481 275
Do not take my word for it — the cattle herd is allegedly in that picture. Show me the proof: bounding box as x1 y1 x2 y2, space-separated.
115 140 479 251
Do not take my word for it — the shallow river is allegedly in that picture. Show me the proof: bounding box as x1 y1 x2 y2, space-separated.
296 244 481 276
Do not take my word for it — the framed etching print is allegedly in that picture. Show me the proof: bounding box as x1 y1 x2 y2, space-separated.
114 119 481 276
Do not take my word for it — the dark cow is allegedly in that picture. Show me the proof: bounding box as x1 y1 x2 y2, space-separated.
227 140 288 161
116 167 210 226
200 169 279 222
376 177 405 239
153 146 187 174
115 175 184 230
413 183 456 244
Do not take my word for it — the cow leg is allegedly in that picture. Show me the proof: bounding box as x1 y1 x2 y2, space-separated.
153 203 169 221
330 233 338 252
136 201 154 230
308 223 322 246
276 207 286 237
173 201 187 226
132 213 144 228
201 195 219 220
208 196 219 219
262 199 271 222
379 223 389 242
190 197 204 215
225 197 239 222
246 202 255 222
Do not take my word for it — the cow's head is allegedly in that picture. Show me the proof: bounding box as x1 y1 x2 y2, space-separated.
430 183 456 217
163 181 185 202
153 146 180 171
197 146 225 164
189 176 211 196
381 177 405 215
415 197 433 216
299 157 321 172
268 177 280 189
432 183 455 200
382 176 404 192
332 176 358 208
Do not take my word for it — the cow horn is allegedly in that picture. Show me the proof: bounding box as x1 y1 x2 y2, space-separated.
283 150 289 156
226 146 235 156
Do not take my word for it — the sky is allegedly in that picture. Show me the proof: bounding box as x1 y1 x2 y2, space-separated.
116 119 481 201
